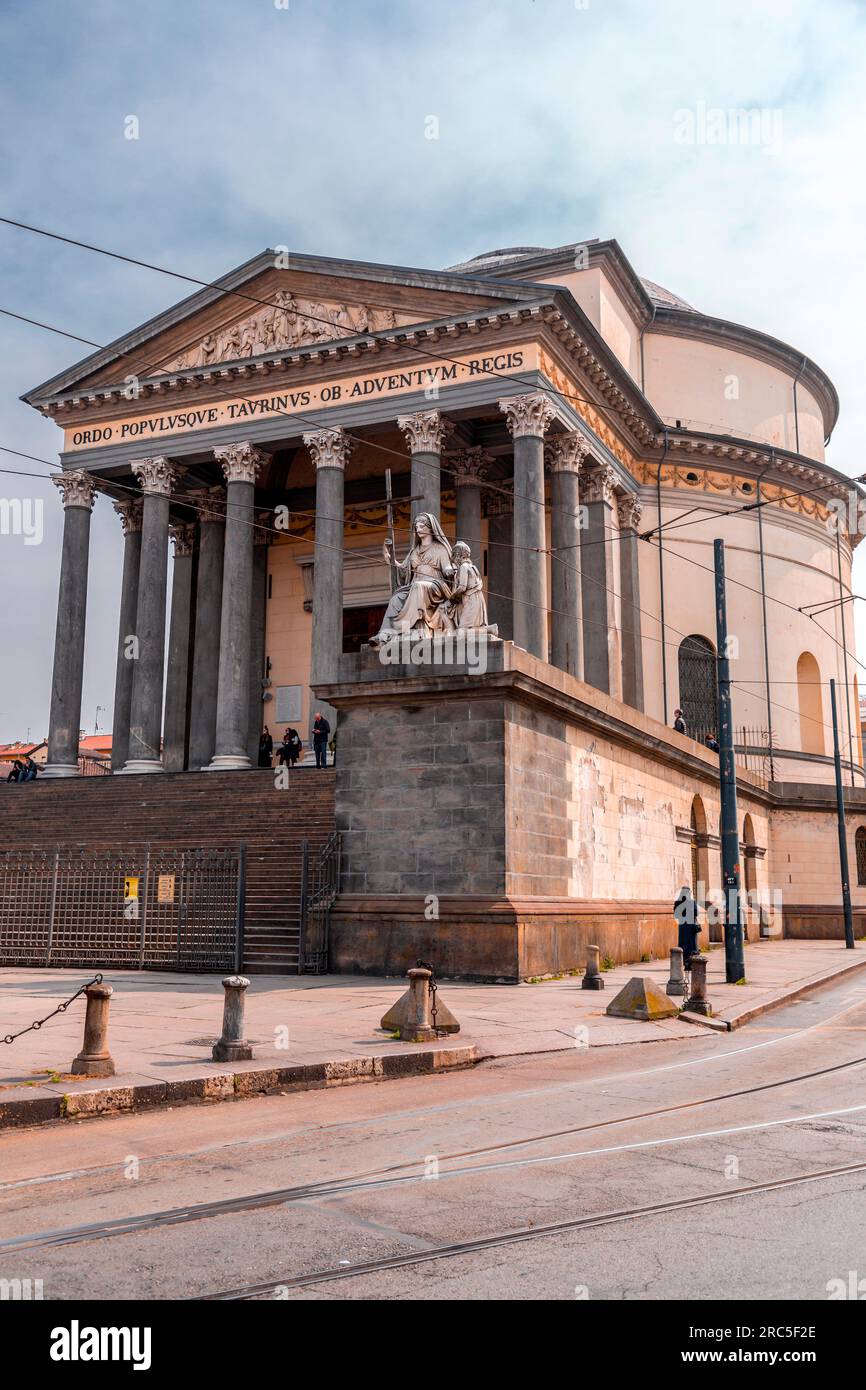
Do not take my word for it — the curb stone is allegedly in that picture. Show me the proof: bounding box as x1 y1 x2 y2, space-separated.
0 1044 480 1130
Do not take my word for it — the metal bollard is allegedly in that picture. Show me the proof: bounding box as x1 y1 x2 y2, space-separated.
397 966 437 1043
212 975 253 1062
71 982 116 1077
684 954 712 1016
666 946 685 997
581 944 605 990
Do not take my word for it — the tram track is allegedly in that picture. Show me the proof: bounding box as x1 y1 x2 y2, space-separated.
3 1046 866 1254
197 1157 866 1299
4 990 863 1198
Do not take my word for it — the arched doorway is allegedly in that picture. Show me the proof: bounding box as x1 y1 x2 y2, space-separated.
678 635 717 742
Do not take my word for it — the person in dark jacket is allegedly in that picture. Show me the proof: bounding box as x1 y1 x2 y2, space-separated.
705 733 720 754
673 708 687 735
5 759 23 783
258 727 274 768
280 728 302 767
674 885 701 965
312 712 331 768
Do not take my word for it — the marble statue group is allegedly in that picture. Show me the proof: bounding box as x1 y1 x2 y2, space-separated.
370 512 497 646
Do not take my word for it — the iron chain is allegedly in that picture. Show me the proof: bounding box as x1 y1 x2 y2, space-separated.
2 973 103 1045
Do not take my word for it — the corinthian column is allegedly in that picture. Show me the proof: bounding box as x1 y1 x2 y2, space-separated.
206 442 266 770
499 393 557 660
397 410 450 522
43 470 97 777
485 487 513 641
124 457 176 772
110 498 142 771
580 462 618 696
453 446 489 563
304 428 352 691
617 492 645 712
188 487 225 770
548 431 589 678
162 522 197 772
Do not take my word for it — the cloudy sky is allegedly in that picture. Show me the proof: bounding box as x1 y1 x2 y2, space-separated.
1 0 864 742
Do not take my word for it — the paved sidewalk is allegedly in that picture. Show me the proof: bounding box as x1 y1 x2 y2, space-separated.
1 940 864 1126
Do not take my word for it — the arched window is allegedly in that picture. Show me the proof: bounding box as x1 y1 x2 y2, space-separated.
855 676 863 769
796 652 825 755
856 827 866 887
678 635 717 742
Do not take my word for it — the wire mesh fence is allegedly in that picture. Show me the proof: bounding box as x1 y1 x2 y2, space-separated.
0 845 244 971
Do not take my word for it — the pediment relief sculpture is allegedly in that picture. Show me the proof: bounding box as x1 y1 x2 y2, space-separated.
158 291 410 373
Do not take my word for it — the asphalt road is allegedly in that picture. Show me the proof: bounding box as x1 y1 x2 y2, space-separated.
3 974 866 1301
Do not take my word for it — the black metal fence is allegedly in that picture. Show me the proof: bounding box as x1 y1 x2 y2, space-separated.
0 845 245 972
299 832 341 974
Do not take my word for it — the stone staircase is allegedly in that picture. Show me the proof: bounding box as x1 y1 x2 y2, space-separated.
0 768 336 974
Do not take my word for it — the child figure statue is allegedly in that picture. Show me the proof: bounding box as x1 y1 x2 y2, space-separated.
447 541 489 630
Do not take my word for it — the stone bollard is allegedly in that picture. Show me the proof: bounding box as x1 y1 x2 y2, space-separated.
684 954 712 1016
396 966 437 1043
212 976 253 1062
581 944 605 990
71 982 116 1077
666 946 685 997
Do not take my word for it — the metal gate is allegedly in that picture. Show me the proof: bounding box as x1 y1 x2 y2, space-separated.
299 833 341 974
0 844 245 972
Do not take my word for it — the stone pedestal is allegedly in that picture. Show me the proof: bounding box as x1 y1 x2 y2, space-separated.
317 640 683 981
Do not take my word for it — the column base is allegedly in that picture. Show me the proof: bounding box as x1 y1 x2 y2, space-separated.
119 758 165 774
40 763 80 778
204 754 252 771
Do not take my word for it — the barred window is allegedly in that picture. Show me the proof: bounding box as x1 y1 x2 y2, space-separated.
856 827 866 887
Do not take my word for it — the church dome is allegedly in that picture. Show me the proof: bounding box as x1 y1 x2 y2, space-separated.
446 247 552 273
639 277 697 312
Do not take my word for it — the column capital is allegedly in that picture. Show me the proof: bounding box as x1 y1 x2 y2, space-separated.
546 430 590 474
302 426 353 471
581 462 618 507
51 469 97 511
214 441 266 485
170 522 197 557
498 393 557 440
616 492 643 531
452 445 492 487
188 485 225 522
132 456 176 497
397 410 452 453
113 497 143 535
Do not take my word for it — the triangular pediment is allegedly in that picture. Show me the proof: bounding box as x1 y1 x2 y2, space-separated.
24 250 546 404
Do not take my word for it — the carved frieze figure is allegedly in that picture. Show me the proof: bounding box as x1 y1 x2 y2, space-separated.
159 293 409 373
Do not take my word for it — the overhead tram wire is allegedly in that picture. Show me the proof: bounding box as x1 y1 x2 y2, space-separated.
4 223 862 725
5 220 859 554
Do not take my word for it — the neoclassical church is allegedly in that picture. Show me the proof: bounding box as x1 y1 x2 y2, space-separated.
15 238 866 976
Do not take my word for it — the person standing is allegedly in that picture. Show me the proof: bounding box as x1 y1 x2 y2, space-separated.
258 726 274 768
674 885 701 964
312 712 331 768
673 708 687 735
